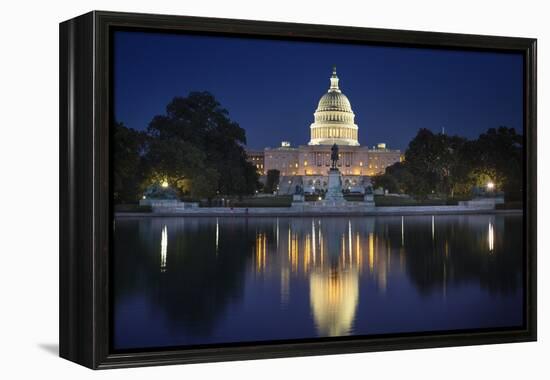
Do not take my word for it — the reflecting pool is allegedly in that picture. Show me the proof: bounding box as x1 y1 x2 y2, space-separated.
112 214 523 350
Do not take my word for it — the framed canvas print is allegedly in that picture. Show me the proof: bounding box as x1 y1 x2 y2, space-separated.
59 11 537 369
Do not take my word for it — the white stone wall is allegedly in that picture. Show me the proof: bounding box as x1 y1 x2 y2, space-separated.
264 145 401 177
263 147 300 176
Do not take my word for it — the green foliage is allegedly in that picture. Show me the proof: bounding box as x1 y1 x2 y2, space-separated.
378 127 522 201
371 173 399 194
264 169 280 194
112 91 259 202
144 92 259 197
474 127 523 201
230 195 292 208
143 183 179 200
374 195 465 207
189 167 220 199
371 161 415 194
404 129 471 198
112 122 146 203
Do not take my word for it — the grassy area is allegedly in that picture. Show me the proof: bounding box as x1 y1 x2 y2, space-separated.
220 195 471 208
495 201 523 210
305 194 323 202
344 194 365 202
230 196 292 208
374 195 464 207
114 204 152 213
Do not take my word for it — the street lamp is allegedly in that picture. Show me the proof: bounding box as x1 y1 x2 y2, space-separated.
487 181 495 191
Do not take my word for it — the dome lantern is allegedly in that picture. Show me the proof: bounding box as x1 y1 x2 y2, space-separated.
329 66 341 93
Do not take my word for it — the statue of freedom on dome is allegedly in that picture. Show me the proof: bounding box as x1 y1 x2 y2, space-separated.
330 143 339 169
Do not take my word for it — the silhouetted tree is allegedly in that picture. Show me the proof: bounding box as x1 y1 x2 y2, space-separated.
264 169 280 194
143 91 259 199
376 127 522 201
473 127 523 201
113 122 146 203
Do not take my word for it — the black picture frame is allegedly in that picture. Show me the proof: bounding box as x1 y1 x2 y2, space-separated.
59 10 537 369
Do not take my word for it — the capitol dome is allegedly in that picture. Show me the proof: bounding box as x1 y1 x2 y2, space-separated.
317 91 353 113
309 67 359 146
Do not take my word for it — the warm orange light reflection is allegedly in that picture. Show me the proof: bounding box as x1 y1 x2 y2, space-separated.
368 232 375 272
255 233 267 272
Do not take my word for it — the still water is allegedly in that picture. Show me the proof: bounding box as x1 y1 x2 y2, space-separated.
113 214 523 350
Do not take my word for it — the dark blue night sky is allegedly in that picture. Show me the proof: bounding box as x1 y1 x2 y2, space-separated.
113 31 523 150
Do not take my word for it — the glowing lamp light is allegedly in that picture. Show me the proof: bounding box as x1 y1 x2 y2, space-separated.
487 181 495 190
318 196 322 201
161 180 169 188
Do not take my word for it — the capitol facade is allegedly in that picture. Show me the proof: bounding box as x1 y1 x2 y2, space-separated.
247 68 402 194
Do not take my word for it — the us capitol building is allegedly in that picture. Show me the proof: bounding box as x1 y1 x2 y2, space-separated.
247 68 402 194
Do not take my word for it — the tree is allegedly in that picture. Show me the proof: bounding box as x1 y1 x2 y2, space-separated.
371 173 399 193
143 91 259 199
385 161 415 194
473 127 523 201
402 129 474 198
112 122 146 203
379 127 522 201
264 169 280 194
143 138 207 193
403 129 444 198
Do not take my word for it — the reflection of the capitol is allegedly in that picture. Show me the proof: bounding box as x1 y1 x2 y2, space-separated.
254 218 398 337
310 268 358 337
249 216 500 337
153 215 502 338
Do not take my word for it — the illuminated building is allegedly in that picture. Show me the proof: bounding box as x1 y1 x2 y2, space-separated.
246 68 402 193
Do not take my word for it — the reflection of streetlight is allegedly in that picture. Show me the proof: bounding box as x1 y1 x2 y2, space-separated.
487 181 495 191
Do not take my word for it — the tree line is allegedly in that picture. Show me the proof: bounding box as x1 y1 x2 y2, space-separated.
114 91 523 204
113 91 259 203
372 127 523 201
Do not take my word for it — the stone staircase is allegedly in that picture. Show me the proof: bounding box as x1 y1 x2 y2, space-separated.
277 176 304 195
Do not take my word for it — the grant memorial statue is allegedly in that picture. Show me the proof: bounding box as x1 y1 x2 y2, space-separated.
330 143 339 169
325 143 345 202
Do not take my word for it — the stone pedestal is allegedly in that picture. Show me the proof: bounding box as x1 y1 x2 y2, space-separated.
325 168 345 202
364 193 375 206
292 194 305 202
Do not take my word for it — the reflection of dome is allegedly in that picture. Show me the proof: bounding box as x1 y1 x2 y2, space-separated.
309 67 359 146
309 268 359 337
